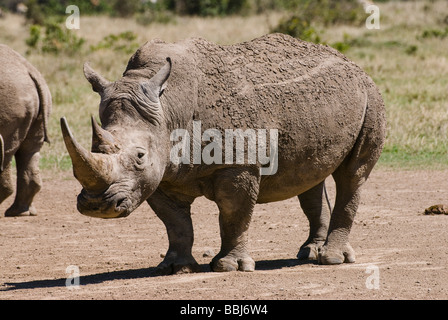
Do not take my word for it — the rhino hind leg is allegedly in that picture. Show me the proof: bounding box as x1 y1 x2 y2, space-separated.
0 162 14 206
297 181 331 261
318 177 359 265
147 189 200 275
319 122 384 265
5 135 43 217
210 168 259 272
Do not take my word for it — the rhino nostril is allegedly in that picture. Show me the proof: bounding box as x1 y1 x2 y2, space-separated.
115 198 126 209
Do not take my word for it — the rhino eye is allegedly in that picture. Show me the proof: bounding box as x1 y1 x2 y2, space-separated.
135 148 147 165
134 150 146 169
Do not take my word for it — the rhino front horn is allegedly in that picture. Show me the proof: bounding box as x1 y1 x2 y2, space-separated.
60 117 113 193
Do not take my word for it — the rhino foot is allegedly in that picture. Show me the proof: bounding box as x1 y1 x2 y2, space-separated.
155 254 200 275
318 243 355 265
210 253 255 272
5 205 37 217
297 241 324 261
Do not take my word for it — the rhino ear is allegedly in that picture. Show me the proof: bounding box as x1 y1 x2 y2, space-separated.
83 62 111 94
135 58 172 125
142 57 172 98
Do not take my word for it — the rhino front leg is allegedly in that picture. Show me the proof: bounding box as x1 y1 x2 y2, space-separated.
297 181 331 261
211 168 259 272
147 189 200 275
5 148 42 217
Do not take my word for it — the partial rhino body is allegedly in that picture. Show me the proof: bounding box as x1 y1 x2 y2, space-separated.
0 45 51 217
61 34 386 274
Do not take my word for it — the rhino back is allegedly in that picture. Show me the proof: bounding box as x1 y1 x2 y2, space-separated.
0 45 51 160
125 34 369 130
192 35 366 132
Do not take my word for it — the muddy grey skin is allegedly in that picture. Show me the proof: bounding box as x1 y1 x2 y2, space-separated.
61 34 386 274
0 44 51 217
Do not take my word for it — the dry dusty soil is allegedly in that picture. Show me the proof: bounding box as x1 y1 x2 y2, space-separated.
1 168 448 302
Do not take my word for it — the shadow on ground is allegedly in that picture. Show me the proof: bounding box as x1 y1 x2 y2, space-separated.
1 258 316 291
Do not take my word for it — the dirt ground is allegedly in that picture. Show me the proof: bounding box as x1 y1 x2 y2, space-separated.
1 168 448 300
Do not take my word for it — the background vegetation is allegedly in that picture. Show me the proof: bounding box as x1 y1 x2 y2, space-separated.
0 0 447 170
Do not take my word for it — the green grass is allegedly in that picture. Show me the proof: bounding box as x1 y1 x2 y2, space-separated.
1 0 448 171
334 0 448 169
39 154 73 171
378 146 448 170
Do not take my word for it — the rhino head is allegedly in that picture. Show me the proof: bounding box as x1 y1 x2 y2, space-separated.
61 58 172 219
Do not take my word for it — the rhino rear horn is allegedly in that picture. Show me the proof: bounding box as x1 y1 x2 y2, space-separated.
90 116 119 154
83 62 111 94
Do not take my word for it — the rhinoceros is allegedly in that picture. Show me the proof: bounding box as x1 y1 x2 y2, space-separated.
0 44 51 217
61 33 386 274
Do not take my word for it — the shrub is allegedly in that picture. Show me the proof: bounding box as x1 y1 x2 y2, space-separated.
25 24 41 48
419 27 448 39
42 22 85 54
270 0 364 25
90 31 140 54
165 0 249 16
405 45 418 56
271 0 365 45
331 40 351 53
112 0 140 17
136 0 175 25
272 15 321 43
25 21 85 55
25 0 45 25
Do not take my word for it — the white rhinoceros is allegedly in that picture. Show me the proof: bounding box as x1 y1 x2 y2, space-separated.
0 44 51 217
61 34 386 274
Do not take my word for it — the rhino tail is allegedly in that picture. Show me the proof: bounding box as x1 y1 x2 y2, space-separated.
29 69 52 144
323 181 332 214
0 134 4 172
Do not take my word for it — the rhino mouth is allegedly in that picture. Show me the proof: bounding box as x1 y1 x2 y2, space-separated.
77 189 130 219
